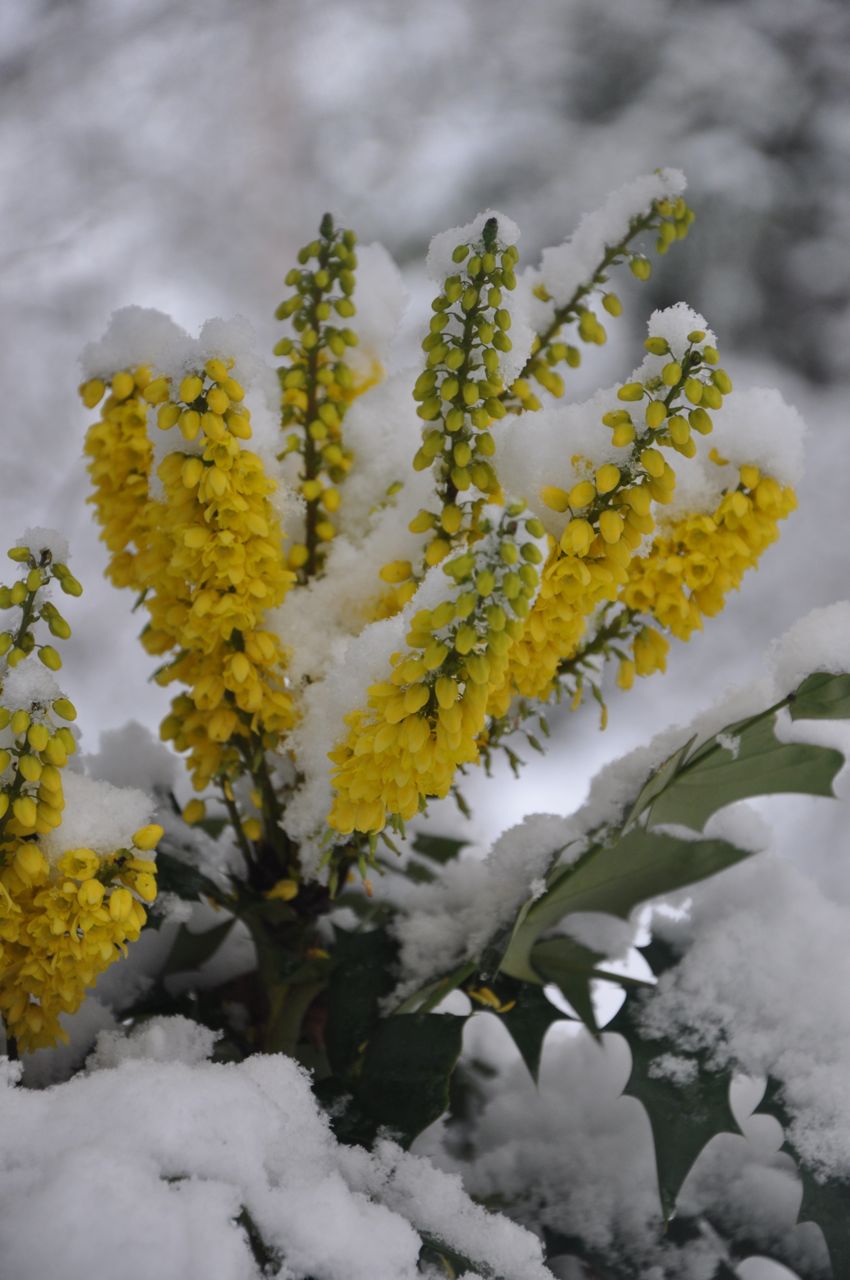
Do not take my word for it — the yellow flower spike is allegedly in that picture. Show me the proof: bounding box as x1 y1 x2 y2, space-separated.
132 824 164 851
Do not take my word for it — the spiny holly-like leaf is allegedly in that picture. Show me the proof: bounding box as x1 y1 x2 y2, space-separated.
358 1013 466 1146
161 916 235 978
500 829 751 983
647 708 843 831
623 735 696 828
790 671 850 722
325 927 397 1076
492 979 573 1080
529 936 606 1036
608 990 739 1221
411 831 468 865
155 849 227 905
757 1078 850 1277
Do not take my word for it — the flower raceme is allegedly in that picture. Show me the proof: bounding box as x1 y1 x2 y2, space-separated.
82 357 297 791
0 539 162 1051
328 506 547 835
616 464 796 688
0 829 162 1052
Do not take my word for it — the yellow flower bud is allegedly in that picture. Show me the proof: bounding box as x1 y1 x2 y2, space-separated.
182 799 206 825
132 824 164 851
595 464 620 495
379 560 413 585
645 401 667 430
265 878 299 902
111 371 135 401
540 486 570 513
568 481 596 509
599 510 624 544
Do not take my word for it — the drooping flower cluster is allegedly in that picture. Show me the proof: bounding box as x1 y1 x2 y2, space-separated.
0 829 160 1053
0 537 161 1051
616 463 796 687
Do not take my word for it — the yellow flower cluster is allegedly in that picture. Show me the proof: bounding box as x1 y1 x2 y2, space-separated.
82 358 296 790
275 214 362 576
328 508 545 834
82 367 154 590
489 330 717 716
0 827 161 1053
0 542 162 1052
617 465 796 687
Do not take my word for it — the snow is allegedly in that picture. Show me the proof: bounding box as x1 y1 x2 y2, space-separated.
83 719 178 794
39 769 154 860
80 306 198 383
0 661 62 712
347 241 408 379
15 526 70 563
770 601 850 694
0 1037 554 1280
87 1016 220 1069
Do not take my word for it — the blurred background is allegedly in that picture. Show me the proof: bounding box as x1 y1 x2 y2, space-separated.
2 0 850 845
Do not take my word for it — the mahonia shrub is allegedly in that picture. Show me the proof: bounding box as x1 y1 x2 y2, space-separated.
3 170 849 1280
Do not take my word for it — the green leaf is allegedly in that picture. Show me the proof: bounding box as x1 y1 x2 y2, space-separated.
411 832 468 865
529 937 606 1036
647 711 843 831
757 1078 850 1277
501 829 751 983
623 735 697 828
325 928 397 1076
494 980 572 1081
155 849 226 905
358 1013 466 1146
790 672 850 722
161 916 235 978
608 990 738 1221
